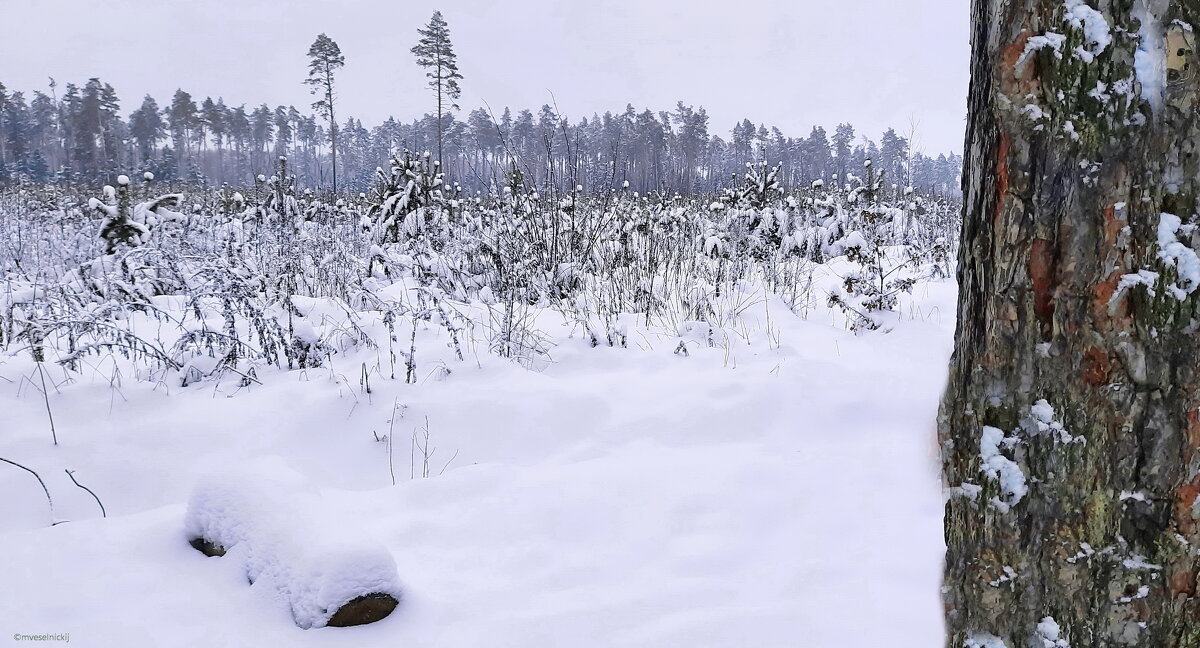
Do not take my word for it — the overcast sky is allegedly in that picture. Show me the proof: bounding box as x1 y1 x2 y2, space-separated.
0 0 969 154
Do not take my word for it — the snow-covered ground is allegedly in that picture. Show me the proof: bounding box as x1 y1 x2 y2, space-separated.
0 263 954 647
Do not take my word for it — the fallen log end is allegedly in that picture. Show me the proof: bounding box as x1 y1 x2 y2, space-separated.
326 593 400 627
189 537 226 557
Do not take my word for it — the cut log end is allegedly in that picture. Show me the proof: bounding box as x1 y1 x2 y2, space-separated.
326 593 400 627
189 537 226 557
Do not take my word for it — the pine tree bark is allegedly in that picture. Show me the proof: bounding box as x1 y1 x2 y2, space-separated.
942 1 1200 646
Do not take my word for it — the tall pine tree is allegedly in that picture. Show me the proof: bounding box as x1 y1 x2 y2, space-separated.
412 11 463 169
305 33 345 192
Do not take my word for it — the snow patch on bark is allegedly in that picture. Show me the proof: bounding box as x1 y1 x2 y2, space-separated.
965 634 1008 648
1120 490 1149 503
1066 542 1097 563
1019 32 1067 66
1115 269 1160 299
1036 616 1072 647
1029 399 1082 444
988 565 1018 587
1133 0 1169 113
1064 0 1111 62
1117 585 1150 602
1122 554 1163 570
980 426 1027 512
1156 212 1200 299
947 482 983 502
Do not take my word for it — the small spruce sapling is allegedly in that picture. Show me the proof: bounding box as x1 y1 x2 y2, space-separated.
827 160 918 332
366 151 445 246
94 176 148 254
92 175 184 254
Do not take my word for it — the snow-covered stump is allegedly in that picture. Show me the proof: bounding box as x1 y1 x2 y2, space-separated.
184 467 402 628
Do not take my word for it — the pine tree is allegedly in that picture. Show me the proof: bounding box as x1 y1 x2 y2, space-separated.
412 11 463 169
250 104 274 177
943 1 1200 645
672 103 708 192
832 123 855 185
273 106 293 157
878 128 908 194
467 107 498 169
168 89 197 178
99 84 122 178
1 91 31 180
72 79 106 179
226 105 251 180
28 91 56 176
806 126 832 184
129 95 165 166
305 33 345 193
205 99 228 183
731 118 756 165
0 82 8 170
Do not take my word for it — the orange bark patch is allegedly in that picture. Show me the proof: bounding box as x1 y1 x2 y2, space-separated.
1081 346 1111 385
1188 409 1200 455
1000 39 1028 72
1093 205 1129 324
999 33 1036 94
1170 566 1196 598
995 133 1010 215
1093 277 1118 317
993 133 1011 260
1175 480 1200 544
1030 238 1056 323
1102 204 1124 246
1172 411 1200 553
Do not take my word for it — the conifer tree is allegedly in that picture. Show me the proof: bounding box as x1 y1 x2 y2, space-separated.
305 33 345 192
168 89 197 177
412 11 463 169
0 82 8 167
1 91 31 179
129 95 164 166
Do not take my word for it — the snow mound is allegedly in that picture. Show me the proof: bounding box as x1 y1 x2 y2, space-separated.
184 462 403 629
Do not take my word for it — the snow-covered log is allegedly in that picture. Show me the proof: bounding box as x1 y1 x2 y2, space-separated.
184 465 402 628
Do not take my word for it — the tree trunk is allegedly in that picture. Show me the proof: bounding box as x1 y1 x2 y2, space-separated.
328 79 338 195
942 1 1200 646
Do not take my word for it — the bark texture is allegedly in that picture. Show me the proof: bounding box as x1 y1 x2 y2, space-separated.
942 0 1200 646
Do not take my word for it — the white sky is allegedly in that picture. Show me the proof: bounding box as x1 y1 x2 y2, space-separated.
0 0 969 153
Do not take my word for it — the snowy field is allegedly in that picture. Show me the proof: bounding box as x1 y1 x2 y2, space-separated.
0 256 953 646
